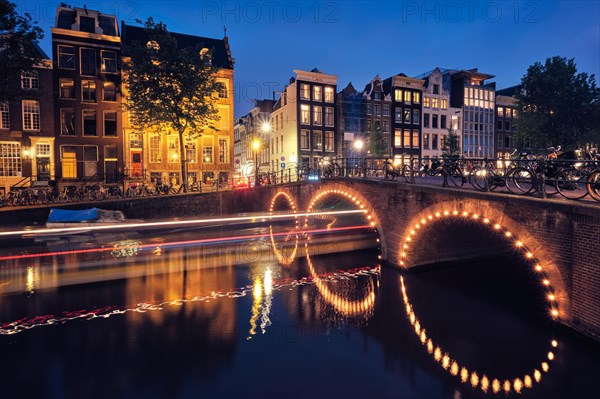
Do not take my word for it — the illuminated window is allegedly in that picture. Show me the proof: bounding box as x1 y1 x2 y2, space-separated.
394 129 402 148
60 109 75 135
441 99 447 109
61 146 77 178
36 143 51 157
497 107 504 117
403 109 411 123
149 135 161 163
324 87 334 102
101 50 117 73
219 138 229 163
58 45 75 69
300 129 309 149
383 121 389 133
313 106 322 125
403 130 411 148
22 100 40 131
0 102 9 129
130 133 142 148
432 98 439 109
0 142 21 177
218 82 228 98
324 131 334 151
103 82 116 102
82 80 96 102
412 130 419 148
300 84 310 100
82 110 96 136
413 92 421 104
80 48 96 76
404 90 411 103
21 71 39 90
202 137 213 163
168 136 179 163
395 89 402 102
59 78 75 99
423 96 430 108
313 85 322 101
313 130 322 150
300 104 310 124
325 107 334 126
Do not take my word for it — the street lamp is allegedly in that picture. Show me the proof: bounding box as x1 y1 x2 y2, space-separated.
353 139 364 176
252 138 260 187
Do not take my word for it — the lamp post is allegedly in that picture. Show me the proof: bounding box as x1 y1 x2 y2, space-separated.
252 138 260 187
353 139 364 176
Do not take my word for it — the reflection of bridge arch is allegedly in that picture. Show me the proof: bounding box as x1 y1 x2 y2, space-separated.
269 191 299 266
399 203 570 321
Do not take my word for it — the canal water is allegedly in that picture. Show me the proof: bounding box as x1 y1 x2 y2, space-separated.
0 224 598 399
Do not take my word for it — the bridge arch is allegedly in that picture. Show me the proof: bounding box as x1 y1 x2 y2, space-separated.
399 201 571 323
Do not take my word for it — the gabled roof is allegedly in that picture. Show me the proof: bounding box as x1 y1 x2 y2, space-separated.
496 84 523 97
121 23 234 69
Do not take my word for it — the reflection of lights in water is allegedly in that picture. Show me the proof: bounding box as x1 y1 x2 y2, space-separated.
0 266 377 336
401 274 557 395
269 192 299 266
111 240 141 258
26 266 36 294
260 269 273 334
248 278 262 338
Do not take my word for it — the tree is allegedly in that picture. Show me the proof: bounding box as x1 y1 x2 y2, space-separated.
0 0 44 102
516 56 600 150
368 122 388 157
441 125 461 160
123 18 224 192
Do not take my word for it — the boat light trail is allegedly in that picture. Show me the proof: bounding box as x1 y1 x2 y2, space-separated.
0 209 367 238
0 225 372 262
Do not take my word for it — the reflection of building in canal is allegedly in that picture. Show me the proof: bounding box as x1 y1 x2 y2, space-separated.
124 246 237 340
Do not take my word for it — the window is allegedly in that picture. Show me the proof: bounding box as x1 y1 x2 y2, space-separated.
80 16 96 33
280 135 283 152
21 71 39 90
219 138 229 163
383 105 390 116
432 98 439 109
394 130 402 148
300 84 310 100
36 143 51 157
82 80 96 102
80 48 96 76
432 114 438 129
423 96 430 108
395 107 402 122
101 50 117 73
150 135 161 163
83 145 98 177
130 133 142 148
412 109 420 125
105 145 118 160
394 89 402 102
324 87 334 102
313 131 322 150
373 92 380 100
504 120 511 131
441 99 448 109
325 107 334 126
103 82 116 102
104 111 117 136
374 104 381 116
496 120 503 130
424 113 430 128
202 137 213 163
313 106 322 125
505 108 512 118
82 110 96 136
424 133 430 149
313 86 322 101
300 104 310 124
383 121 389 133
22 100 40 131
433 84 439 94
58 45 75 69
413 92 421 104
403 109 411 123
324 131 334 151
441 115 447 129
412 130 419 148
403 130 411 148
168 136 179 163
60 109 75 135
404 90 412 103
432 134 438 150
218 82 228 98
497 107 504 117
0 142 21 177
59 78 75 99
0 102 9 129
300 129 309 149
61 146 77 178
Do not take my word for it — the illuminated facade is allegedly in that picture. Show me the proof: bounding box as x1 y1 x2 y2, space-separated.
233 99 274 177
362 76 393 156
51 6 123 186
121 24 234 186
336 82 364 158
271 69 337 169
417 68 462 161
495 85 522 157
444 69 496 159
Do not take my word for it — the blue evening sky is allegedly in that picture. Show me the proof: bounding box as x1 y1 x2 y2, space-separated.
16 0 600 117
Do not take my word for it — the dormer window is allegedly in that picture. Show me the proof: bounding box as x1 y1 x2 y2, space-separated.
80 16 96 33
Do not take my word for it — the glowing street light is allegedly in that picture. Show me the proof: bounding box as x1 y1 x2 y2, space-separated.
354 139 364 151
261 122 272 134
252 138 261 187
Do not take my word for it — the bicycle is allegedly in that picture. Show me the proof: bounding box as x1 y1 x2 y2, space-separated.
321 157 342 178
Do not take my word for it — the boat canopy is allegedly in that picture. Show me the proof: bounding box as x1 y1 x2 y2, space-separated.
47 208 101 223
